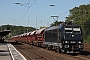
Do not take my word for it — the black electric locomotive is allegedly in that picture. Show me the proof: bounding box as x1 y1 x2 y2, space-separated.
44 24 83 53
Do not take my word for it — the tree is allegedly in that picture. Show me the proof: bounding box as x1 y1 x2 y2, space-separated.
0 25 36 39
65 4 90 42
40 26 46 29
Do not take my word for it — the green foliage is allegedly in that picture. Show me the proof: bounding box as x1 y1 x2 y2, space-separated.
0 25 36 39
85 35 90 43
66 4 90 25
66 4 90 42
40 26 46 29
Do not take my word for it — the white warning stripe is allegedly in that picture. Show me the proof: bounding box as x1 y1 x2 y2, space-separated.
7 43 27 60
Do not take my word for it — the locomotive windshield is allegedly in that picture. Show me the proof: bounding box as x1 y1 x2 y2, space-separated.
73 28 81 34
64 26 82 41
65 27 81 34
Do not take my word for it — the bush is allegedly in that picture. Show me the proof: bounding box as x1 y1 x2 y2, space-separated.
85 35 90 43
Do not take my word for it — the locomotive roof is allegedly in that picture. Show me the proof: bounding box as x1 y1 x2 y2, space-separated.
45 25 62 31
45 24 80 31
65 25 80 28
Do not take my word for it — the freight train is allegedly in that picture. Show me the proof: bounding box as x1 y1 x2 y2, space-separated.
11 24 84 53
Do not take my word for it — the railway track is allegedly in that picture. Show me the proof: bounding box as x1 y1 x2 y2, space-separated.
13 43 57 60
12 42 90 60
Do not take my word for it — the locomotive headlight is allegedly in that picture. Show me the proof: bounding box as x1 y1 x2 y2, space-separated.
65 41 69 43
72 35 74 37
78 41 81 43
65 41 68 43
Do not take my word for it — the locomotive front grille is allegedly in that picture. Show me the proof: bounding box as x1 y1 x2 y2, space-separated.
63 43 83 51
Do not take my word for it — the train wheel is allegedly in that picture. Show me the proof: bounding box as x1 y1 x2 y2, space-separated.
48 46 51 50
61 49 67 53
45 45 48 50
46 45 51 50
57 48 61 53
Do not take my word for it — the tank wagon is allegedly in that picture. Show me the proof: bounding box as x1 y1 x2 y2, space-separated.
11 24 83 53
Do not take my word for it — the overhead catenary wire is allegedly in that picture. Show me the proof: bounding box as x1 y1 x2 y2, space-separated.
17 0 71 27
17 0 36 25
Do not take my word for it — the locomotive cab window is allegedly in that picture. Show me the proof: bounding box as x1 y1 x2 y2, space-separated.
73 27 81 34
65 28 72 33
65 27 81 34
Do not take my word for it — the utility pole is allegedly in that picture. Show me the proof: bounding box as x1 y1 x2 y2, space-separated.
27 29 28 33
36 17 37 29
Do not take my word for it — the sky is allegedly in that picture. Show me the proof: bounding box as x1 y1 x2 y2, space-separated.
0 0 90 29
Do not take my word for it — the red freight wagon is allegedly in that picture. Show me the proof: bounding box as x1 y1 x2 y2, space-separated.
23 33 28 43
11 36 17 41
35 28 45 46
20 34 24 42
30 30 37 45
12 35 19 42
26 32 31 44
17 35 21 42
15 35 20 42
